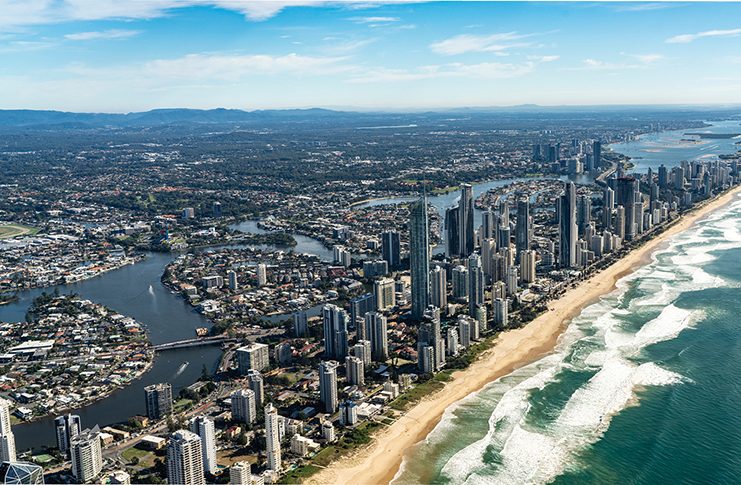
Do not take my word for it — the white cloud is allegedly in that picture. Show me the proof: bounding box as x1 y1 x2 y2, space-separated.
613 3 672 12
430 32 535 56
143 52 351 80
65 29 141 41
666 28 741 44
630 53 663 63
351 16 400 23
349 60 540 83
528 55 560 63
0 0 421 29
574 53 662 71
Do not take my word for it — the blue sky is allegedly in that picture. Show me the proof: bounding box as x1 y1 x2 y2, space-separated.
1 1 740 112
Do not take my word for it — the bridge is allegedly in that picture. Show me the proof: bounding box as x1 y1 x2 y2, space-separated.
152 335 236 352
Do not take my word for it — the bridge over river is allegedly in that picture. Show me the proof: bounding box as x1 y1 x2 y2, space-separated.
151 335 236 351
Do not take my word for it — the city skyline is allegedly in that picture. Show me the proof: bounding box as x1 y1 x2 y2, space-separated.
1 1 741 111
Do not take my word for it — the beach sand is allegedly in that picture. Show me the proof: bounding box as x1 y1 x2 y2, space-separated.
308 185 741 485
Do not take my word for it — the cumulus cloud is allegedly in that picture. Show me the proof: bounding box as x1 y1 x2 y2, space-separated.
666 28 741 44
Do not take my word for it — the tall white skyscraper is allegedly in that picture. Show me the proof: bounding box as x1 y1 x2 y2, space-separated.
70 426 103 483
189 416 217 475
231 389 257 424
429 265 447 310
0 398 16 462
345 355 365 386
467 254 485 316
319 360 339 413
167 429 205 485
256 263 267 286
264 404 282 472
520 249 537 284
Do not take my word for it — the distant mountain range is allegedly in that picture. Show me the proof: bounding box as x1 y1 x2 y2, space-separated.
0 105 738 129
0 107 349 128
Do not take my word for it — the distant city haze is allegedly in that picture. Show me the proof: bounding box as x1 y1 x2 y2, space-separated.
1 1 741 111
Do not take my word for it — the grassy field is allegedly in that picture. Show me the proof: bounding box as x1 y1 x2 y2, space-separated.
0 223 38 239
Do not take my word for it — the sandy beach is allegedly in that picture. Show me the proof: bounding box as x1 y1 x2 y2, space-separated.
308 184 741 485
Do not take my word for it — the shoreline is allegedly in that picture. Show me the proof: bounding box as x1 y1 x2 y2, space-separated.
309 184 741 485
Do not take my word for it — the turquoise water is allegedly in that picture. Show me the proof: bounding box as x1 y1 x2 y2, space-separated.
393 120 741 484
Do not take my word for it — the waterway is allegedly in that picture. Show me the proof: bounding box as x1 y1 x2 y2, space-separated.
609 119 741 173
1 252 222 452
228 220 333 262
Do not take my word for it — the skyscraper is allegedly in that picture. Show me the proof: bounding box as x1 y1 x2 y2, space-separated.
264 404 282 473
481 209 495 241
558 182 578 268
189 416 217 475
444 206 460 257
293 310 308 337
593 140 602 168
429 265 448 310
256 263 267 286
71 426 103 484
515 197 531 259
227 270 238 291
345 356 365 386
166 429 205 485
230 389 257 424
409 196 430 320
367 312 389 362
349 293 375 337
467 254 485 316
247 370 264 405
458 184 475 256
319 361 339 413
55 414 81 455
0 398 16 463
322 304 349 360
520 249 537 284
236 342 270 374
373 277 396 311
417 306 443 372
616 176 638 240
144 383 173 421
381 231 401 270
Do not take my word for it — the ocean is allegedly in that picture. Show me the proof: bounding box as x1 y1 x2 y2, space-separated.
392 120 741 484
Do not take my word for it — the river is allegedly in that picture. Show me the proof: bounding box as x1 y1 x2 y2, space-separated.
1 252 222 452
